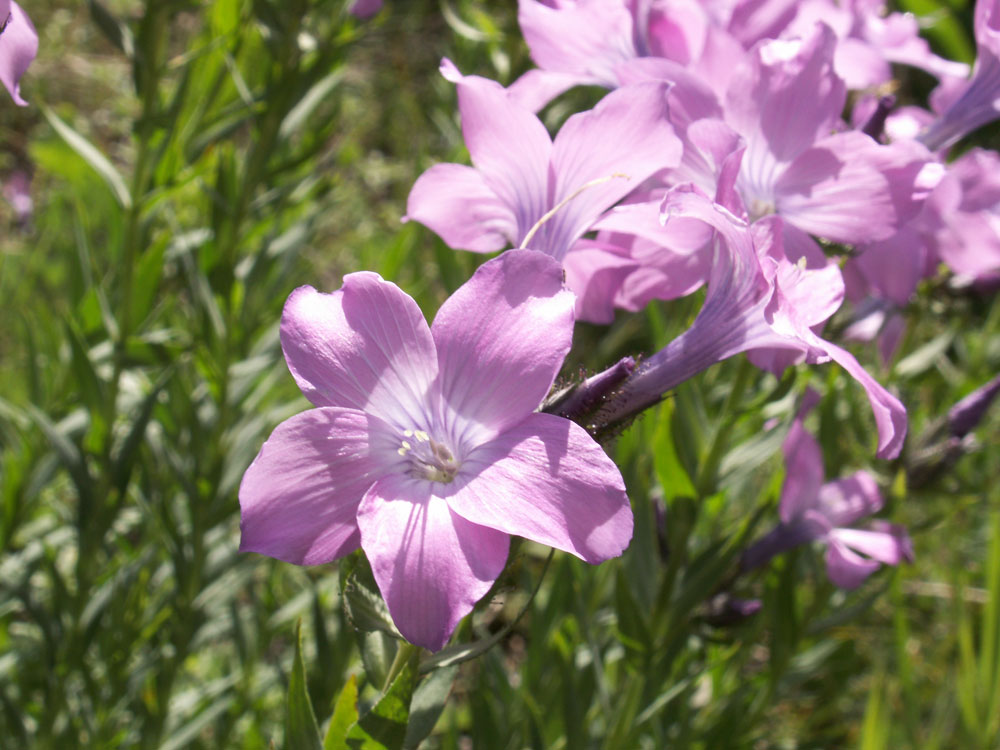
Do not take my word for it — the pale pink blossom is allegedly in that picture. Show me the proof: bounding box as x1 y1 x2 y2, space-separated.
740 390 913 587
405 60 681 264
239 251 632 651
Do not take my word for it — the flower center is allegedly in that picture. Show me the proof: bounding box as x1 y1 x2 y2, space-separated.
748 197 776 222
397 429 460 483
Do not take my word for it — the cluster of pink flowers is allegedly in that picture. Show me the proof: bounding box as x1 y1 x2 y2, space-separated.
239 1 1000 649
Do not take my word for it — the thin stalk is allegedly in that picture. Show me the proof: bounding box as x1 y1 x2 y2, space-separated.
518 174 628 250
106 5 168 461
383 642 422 693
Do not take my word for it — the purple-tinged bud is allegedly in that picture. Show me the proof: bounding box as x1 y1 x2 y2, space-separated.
910 373 1000 486
948 373 1000 438
542 356 635 428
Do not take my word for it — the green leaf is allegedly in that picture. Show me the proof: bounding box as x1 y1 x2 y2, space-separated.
859 672 889 750
87 0 135 57
286 620 323 750
403 665 458 749
614 567 651 658
345 651 417 750
111 368 173 496
653 400 696 500
131 234 168 328
42 106 132 209
26 405 96 516
280 69 345 140
62 318 107 420
895 332 954 379
210 0 244 37
324 675 359 750
359 632 396 691
343 563 403 640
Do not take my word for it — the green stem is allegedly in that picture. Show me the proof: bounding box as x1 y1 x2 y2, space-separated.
383 642 422 692
106 5 167 463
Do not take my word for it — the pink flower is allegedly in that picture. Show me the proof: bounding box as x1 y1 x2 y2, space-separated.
741 391 913 588
594 184 907 459
716 25 938 249
0 1 37 106
511 0 741 109
405 59 680 263
238 251 633 651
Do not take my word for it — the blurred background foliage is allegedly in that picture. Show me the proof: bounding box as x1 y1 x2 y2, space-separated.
0 0 998 747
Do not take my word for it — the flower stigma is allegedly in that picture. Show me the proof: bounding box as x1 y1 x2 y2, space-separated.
398 428 460 483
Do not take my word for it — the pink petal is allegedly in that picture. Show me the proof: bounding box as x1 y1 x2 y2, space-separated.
591 201 714 308
614 57 723 128
766 227 845 329
616 234 712 309
446 60 553 244
878 313 907 367
0 2 38 106
280 276 438 430
239 408 398 565
518 0 637 89
563 240 639 324
779 413 825 524
864 11 970 82
852 227 929 306
540 82 680 260
829 526 908 566
666 191 907 459
358 474 509 651
869 520 915 563
643 0 710 64
775 133 938 244
833 37 891 90
507 68 582 113
726 25 845 168
405 163 517 252
726 0 801 48
448 413 632 563
816 471 883 527
825 538 881 589
808 337 908 460
431 251 575 444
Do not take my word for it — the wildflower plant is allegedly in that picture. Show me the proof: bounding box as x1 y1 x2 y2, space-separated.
3 1 1000 748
